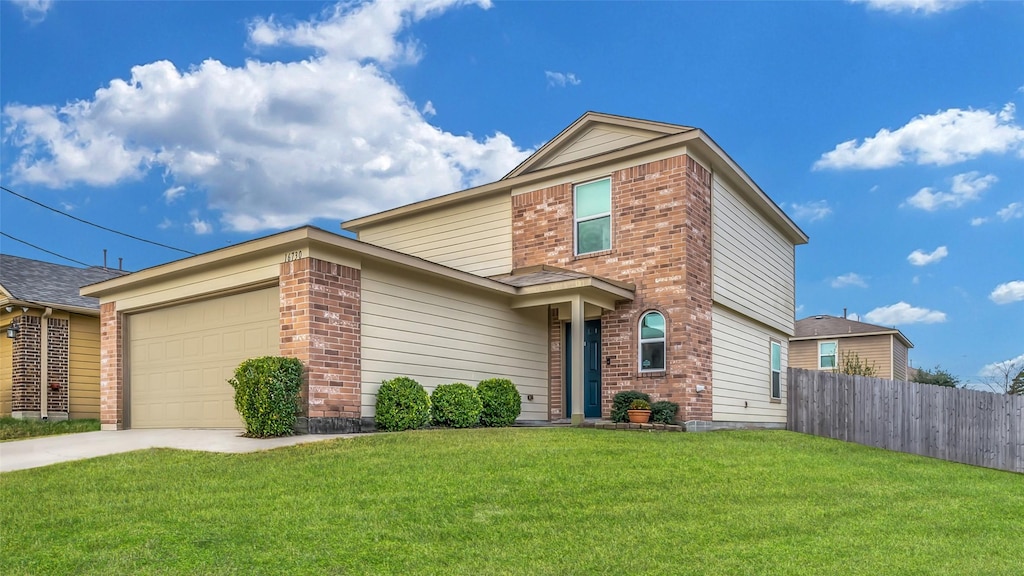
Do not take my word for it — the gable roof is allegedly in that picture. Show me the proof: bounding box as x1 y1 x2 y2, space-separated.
792 314 913 348
0 254 126 313
343 111 808 245
502 112 694 179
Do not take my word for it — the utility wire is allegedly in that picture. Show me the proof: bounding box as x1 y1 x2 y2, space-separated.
1 231 94 267
1 185 197 255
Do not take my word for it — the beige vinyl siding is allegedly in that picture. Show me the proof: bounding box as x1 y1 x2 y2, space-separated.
357 194 512 276
712 305 788 423
0 310 12 416
711 174 795 335
535 126 660 170
790 335 896 378
892 337 909 381
788 340 819 372
69 313 101 419
361 262 548 420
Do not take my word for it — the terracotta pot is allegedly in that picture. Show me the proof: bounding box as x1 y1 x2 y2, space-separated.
627 409 651 424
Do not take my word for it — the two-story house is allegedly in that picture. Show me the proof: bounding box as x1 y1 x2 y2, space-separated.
83 112 807 432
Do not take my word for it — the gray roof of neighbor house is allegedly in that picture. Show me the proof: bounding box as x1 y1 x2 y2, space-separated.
0 254 127 312
792 314 913 348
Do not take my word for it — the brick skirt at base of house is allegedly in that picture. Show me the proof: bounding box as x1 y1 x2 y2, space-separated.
10 411 69 422
296 416 377 434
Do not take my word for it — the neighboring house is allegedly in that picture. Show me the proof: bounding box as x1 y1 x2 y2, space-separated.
82 112 808 432
790 314 913 381
1 254 125 420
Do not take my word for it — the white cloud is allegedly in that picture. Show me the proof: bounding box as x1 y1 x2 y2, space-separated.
814 104 1024 170
189 212 213 235
970 216 989 226
2 0 531 233
847 312 861 321
990 281 1024 304
163 185 186 204
904 171 997 211
59 201 74 211
11 0 52 22
787 200 832 222
849 0 970 14
157 218 173 230
907 245 948 266
545 71 581 88
831 273 868 288
997 202 1024 222
979 353 1024 377
421 101 437 117
864 302 947 325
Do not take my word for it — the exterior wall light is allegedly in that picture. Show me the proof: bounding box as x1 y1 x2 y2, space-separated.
6 321 19 339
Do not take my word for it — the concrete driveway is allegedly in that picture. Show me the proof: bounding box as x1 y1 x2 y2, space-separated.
0 429 355 473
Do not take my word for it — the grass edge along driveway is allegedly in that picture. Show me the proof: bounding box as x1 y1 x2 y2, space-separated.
2 428 1021 575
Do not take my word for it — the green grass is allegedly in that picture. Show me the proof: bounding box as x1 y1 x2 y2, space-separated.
1 429 1021 575
0 417 100 441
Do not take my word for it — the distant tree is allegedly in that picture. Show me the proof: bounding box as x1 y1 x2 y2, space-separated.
980 358 1024 395
911 365 960 388
1008 369 1024 396
839 351 877 377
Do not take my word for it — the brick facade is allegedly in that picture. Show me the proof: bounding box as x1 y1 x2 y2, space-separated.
512 154 714 421
280 258 362 432
9 314 71 418
99 302 124 429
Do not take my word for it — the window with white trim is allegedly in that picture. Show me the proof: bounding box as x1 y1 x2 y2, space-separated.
574 178 611 255
770 340 782 400
818 341 837 370
638 311 665 372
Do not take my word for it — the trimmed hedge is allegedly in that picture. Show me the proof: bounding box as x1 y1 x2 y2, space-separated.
477 378 521 427
431 383 482 428
611 390 651 423
651 400 680 424
228 356 303 438
375 377 431 432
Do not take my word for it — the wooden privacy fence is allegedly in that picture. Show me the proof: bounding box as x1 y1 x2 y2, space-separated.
787 368 1024 474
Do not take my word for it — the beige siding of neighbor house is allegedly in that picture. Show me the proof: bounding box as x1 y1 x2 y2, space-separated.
790 334 895 379
711 174 795 336
356 194 513 277
892 337 908 381
360 261 548 420
789 340 819 371
712 304 788 423
69 313 101 419
534 126 662 170
0 309 12 416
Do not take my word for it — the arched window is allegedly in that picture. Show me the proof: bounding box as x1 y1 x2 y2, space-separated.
638 311 666 372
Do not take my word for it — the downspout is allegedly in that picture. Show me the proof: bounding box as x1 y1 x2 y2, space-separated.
40 307 52 420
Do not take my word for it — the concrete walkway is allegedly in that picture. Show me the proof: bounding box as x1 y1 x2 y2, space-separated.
0 429 355 473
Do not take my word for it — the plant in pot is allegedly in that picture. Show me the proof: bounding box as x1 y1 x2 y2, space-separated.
627 399 652 423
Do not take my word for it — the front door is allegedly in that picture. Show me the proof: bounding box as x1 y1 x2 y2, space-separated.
565 320 601 418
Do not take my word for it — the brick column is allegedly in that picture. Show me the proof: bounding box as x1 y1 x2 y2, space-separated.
279 258 362 433
11 315 40 416
681 156 714 421
45 317 70 417
99 302 125 430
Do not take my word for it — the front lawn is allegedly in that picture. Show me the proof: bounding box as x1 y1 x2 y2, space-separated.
1 429 1021 575
0 417 100 441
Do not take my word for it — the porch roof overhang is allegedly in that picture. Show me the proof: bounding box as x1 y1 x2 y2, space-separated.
492 265 635 311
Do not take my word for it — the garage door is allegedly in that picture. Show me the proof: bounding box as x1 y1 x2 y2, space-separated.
129 286 279 428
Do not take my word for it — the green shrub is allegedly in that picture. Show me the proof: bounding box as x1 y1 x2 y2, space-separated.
477 378 521 427
375 377 431 432
629 399 651 410
229 356 303 438
611 390 651 423
651 400 679 424
431 383 483 428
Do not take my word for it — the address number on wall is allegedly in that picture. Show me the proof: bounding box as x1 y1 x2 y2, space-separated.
284 250 303 262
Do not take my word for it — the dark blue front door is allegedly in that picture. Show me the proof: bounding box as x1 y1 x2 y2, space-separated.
565 320 601 418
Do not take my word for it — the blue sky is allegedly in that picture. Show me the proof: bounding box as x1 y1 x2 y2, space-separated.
1 0 1022 385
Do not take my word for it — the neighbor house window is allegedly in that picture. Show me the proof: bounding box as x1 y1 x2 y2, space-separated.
818 341 837 370
770 340 782 400
639 311 665 372
574 178 611 255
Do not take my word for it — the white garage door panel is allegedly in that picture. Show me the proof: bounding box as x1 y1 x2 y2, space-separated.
129 287 279 429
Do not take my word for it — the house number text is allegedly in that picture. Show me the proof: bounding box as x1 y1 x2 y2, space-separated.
284 250 303 262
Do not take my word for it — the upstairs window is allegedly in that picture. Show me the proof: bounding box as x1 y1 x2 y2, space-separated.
770 341 782 400
574 178 611 255
639 311 666 372
819 341 837 370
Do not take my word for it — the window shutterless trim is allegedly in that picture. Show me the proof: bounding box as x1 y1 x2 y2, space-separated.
573 177 612 256
638 310 666 373
818 340 838 370
770 339 782 400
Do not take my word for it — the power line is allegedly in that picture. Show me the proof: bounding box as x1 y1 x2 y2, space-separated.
1 231 94 267
1 185 197 255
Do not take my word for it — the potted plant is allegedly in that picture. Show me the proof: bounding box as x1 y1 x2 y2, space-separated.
627 399 652 423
